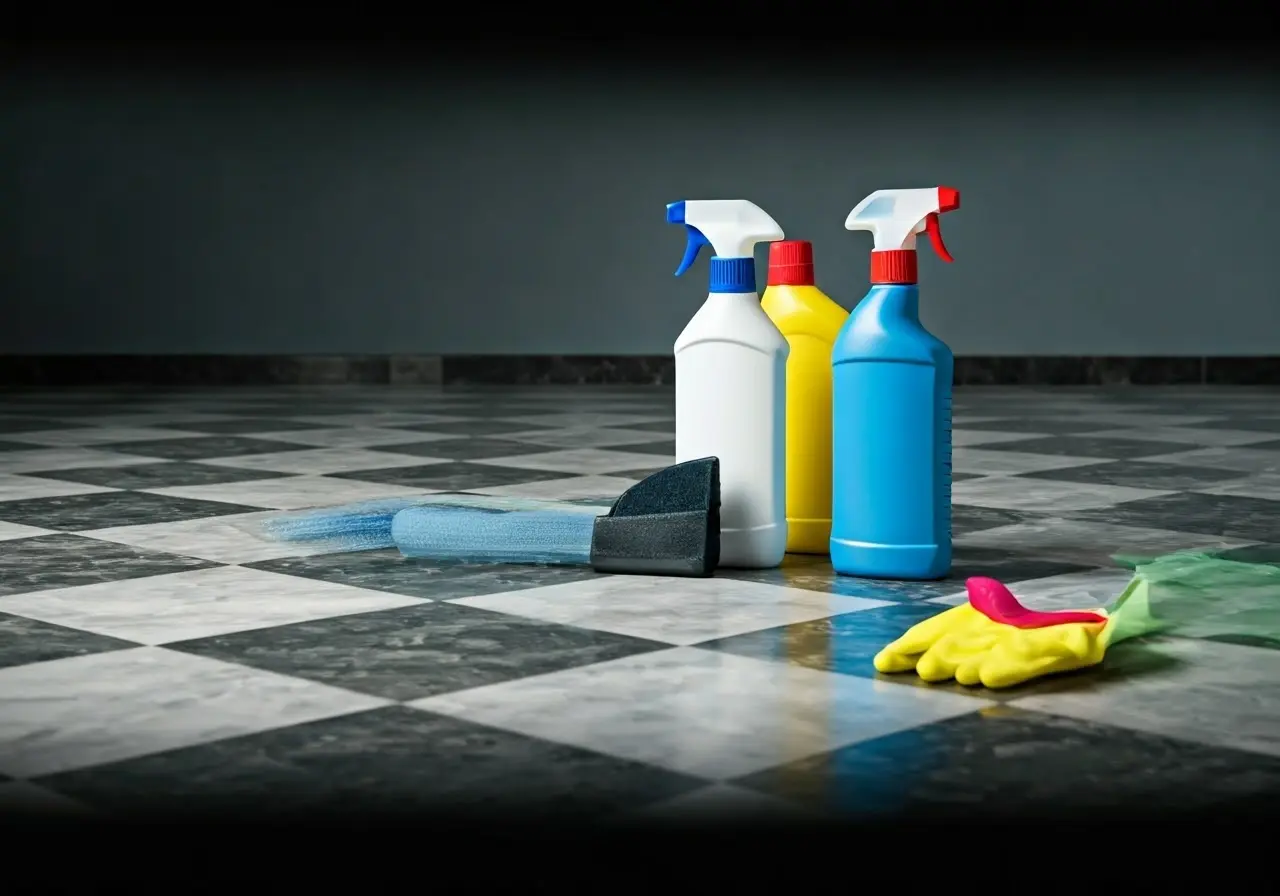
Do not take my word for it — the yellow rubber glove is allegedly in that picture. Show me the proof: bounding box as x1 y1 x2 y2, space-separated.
874 602 1113 689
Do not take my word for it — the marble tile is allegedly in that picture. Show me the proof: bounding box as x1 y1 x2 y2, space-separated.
951 430 1045 448
363 437 555 461
0 520 54 541
952 448 1110 476
465 474 642 501
332 460 576 491
0 417 90 434
96 435 318 461
2 425 208 447
389 419 559 437
84 511 336 565
1023 460 1252 491
0 490 263 531
0 780 99 818
1081 426 1280 448
0 472 116 501
0 447 157 474
608 440 675 457
0 612 138 669
735 705 1280 818
38 704 699 818
0 646 389 778
168 601 668 702
1066 492 1280 543
497 427 681 449
473 447 689 475
621 782 817 823
21 461 289 490
451 576 892 646
249 426 458 448
498 412 674 430
197 447 445 475
1136 445 1280 474
0 565 426 645
926 567 1137 610
952 476 1171 513
956 517 1253 566
142 473 440 511
608 419 675 435
292 412 469 427
412 647 989 781
157 418 334 435
975 435 1192 460
1203 416 1280 434
960 417 1131 434
1064 412 1222 428
1193 473 1280 501
1012 638 1280 759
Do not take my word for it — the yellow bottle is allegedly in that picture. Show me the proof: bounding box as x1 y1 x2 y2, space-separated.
760 240 849 555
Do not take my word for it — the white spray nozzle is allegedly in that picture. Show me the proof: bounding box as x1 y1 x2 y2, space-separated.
844 186 960 259
667 199 784 276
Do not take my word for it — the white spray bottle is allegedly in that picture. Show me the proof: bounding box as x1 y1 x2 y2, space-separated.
666 199 788 569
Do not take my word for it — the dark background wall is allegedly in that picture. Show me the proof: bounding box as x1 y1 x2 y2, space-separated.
2 49 1277 357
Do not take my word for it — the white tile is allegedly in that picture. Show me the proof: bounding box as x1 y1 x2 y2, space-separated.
1012 638 1280 758
1066 413 1220 428
199 448 446 475
452 576 891 645
1137 447 1280 475
83 511 335 564
142 474 439 510
412 648 987 781
956 517 1251 566
0 473 117 502
1193 473 1280 501
1081 427 1280 448
4 426 205 447
250 427 456 448
498 412 674 428
0 646 389 777
952 476 1170 512
500 427 675 449
929 567 1137 610
473 448 677 475
0 521 56 542
0 448 157 474
952 448 1110 476
465 475 641 502
951 431 1045 448
0 565 426 644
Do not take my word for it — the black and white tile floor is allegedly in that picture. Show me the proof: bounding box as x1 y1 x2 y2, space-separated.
1 385 1278 821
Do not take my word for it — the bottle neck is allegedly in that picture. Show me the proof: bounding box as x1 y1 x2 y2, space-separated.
860 283 920 323
709 257 756 294
870 249 918 285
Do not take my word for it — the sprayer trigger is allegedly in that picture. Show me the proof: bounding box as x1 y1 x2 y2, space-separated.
675 226 711 277
924 213 954 263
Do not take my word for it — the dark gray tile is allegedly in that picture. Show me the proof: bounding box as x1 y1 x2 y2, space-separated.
163 418 333 435
38 704 701 818
168 601 668 702
99 436 315 461
331 461 575 491
734 706 1280 818
390 420 558 437
605 420 675 435
1068 492 1280 543
0 491 262 532
22 462 291 490
608 441 675 457
952 504 1034 535
976 435 1187 459
247 548 603 600
951 472 984 482
1023 461 1251 491
1203 417 1280 434
0 439 43 451
0 612 138 668
369 438 556 461
961 418 1118 435
613 467 669 481
0 418 89 434
0 533 218 596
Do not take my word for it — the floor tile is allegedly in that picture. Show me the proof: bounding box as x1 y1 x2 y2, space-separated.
951 448 1109 476
1082 426 1280 448
605 420 675 435
734 705 1280 817
1022 460 1250 491
473 447 684 475
197 447 444 475
926 567 1137 611
367 437 560 461
1136 445 1280 474
607 441 676 457
952 476 1170 513
84 511 336 565
952 504 1036 535
0 565 426 645
0 447 158 474
389 420 559 437
0 612 138 669
0 490 262 531
1193 473 1280 501
464 474 642 501
0 418 90 434
976 436 1193 460
956 517 1253 566
332 461 575 491
0 647 389 778
499 412 674 429
97 436 318 461
168 601 668 702
158 418 333 435
951 430 1045 448
0 520 54 541
37 705 699 819
0 472 116 501
622 782 817 822
950 417 1122 434
452 576 893 646
293 412 470 427
3 426 207 447
499 427 680 449
249 426 458 448
0 533 217 597
1067 492 1280 542
1011 637 1280 758
1202 417 1280 434
143 473 439 511
1066 412 1223 428
22 461 289 490
412 647 989 781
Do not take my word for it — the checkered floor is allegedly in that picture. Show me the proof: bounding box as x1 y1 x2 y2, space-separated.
1 384 1279 821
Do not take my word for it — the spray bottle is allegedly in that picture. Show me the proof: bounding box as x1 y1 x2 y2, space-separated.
666 199 788 569
830 186 961 580
760 241 849 554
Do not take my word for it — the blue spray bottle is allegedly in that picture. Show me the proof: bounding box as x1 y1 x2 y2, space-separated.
830 186 961 580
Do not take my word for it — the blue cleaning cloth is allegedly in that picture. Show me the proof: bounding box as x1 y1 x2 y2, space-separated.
390 507 596 565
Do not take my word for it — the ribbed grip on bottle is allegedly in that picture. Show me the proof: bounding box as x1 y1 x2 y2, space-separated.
870 250 918 285
767 240 815 286
708 257 757 294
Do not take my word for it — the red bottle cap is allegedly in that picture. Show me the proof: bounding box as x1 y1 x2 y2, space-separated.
870 250 919 285
767 240 815 286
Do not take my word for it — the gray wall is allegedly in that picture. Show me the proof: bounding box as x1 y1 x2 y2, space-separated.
3 66 1277 356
